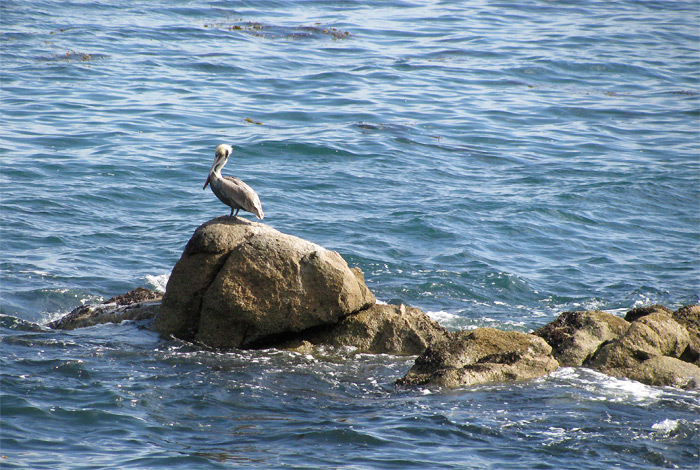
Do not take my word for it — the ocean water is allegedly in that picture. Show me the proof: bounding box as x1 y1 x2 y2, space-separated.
1 0 699 468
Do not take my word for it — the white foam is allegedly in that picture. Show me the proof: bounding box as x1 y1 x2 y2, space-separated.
552 367 663 403
19 269 51 278
80 294 104 305
481 316 526 329
651 419 680 436
145 273 169 293
426 310 460 323
632 297 653 309
550 367 579 380
599 375 663 402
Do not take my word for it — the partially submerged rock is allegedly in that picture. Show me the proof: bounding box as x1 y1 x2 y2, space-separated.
534 310 629 367
623 356 700 390
153 217 375 349
396 328 559 388
588 311 699 389
48 287 161 330
535 306 700 390
283 303 449 355
589 311 690 370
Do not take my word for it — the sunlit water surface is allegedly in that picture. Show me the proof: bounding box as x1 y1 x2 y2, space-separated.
1 1 698 468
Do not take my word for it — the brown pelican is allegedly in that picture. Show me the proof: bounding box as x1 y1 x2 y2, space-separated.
203 144 264 219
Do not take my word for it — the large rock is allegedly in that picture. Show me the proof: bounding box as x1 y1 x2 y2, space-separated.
534 310 630 367
588 311 699 389
396 328 559 388
284 303 449 355
153 217 375 349
48 287 161 330
624 356 700 390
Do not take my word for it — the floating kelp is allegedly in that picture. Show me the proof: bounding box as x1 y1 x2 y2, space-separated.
291 25 351 40
40 50 107 63
204 20 351 40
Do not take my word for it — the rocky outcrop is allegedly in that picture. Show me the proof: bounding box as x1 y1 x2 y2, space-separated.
587 311 699 389
396 328 559 388
535 306 700 390
48 287 161 330
46 215 699 391
623 356 700 389
153 217 375 349
283 303 449 355
534 310 629 367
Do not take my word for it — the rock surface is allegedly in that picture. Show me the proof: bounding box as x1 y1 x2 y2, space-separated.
587 311 699 389
589 312 690 369
673 305 700 364
534 306 700 389
396 328 559 388
623 356 700 389
153 217 375 349
283 303 449 355
48 287 161 330
534 310 629 367
624 304 672 322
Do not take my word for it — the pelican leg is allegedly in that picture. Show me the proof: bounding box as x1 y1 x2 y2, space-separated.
230 208 240 218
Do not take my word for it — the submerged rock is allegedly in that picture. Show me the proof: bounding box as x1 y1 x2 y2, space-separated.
48 287 161 330
283 303 449 355
396 328 559 388
534 310 629 367
153 217 375 349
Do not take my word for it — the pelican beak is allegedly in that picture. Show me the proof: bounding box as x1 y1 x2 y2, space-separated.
204 154 222 190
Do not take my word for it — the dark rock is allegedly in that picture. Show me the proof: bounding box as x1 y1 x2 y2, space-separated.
624 304 672 322
48 287 161 330
282 303 449 355
534 310 629 367
153 217 375 349
396 328 559 388
105 287 162 306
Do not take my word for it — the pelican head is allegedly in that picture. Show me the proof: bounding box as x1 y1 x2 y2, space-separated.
203 144 233 190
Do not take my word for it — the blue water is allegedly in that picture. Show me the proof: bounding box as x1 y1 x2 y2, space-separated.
1 1 699 468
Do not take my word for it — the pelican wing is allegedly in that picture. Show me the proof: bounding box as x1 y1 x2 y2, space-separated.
221 176 264 219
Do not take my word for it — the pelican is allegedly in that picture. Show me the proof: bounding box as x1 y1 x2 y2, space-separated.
203 144 264 219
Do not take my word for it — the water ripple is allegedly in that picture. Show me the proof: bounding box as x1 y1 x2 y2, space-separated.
1 0 699 468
